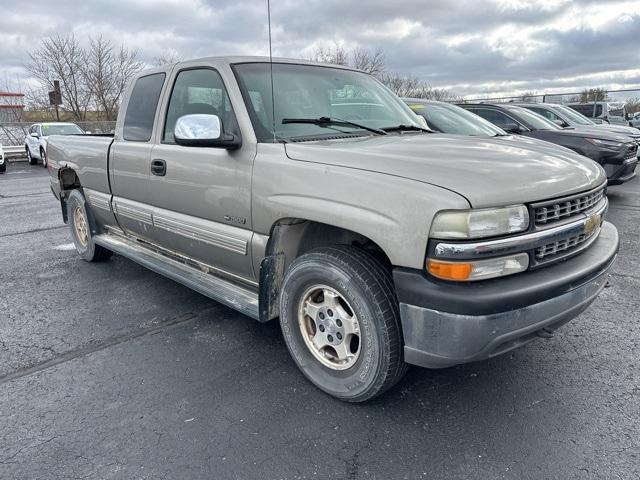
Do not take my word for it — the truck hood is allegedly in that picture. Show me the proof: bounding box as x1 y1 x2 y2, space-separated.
573 124 640 139
551 127 632 143
284 133 605 207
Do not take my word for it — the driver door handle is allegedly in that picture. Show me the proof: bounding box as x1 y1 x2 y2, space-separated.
151 159 166 176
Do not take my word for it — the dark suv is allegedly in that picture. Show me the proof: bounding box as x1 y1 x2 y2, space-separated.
513 102 640 145
458 103 638 185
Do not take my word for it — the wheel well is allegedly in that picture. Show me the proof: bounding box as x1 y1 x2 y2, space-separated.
258 218 392 322
60 168 81 191
58 168 82 223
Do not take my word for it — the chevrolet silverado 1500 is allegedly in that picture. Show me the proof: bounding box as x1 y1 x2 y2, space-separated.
47 57 619 401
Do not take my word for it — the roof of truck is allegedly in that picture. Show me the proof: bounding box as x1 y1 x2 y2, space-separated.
155 55 361 71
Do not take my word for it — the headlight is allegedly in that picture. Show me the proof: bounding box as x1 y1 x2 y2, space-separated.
430 205 529 239
585 138 623 148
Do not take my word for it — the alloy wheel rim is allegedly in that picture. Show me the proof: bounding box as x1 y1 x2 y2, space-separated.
297 285 361 371
73 206 89 246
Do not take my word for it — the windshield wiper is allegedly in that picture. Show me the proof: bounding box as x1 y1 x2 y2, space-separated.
282 116 388 135
381 124 434 133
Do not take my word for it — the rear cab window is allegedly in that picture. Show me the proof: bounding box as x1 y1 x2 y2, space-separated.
123 73 166 142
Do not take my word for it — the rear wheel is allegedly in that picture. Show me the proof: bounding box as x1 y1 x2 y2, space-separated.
279 246 407 402
67 189 112 262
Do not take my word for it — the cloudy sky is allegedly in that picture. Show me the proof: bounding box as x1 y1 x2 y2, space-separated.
1 0 640 98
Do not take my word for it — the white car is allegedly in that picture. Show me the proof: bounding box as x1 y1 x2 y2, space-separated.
24 122 85 167
0 145 6 173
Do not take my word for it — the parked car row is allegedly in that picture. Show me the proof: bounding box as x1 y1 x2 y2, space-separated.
406 100 638 186
43 56 621 401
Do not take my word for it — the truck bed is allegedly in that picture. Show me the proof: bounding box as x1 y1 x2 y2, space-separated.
47 134 115 197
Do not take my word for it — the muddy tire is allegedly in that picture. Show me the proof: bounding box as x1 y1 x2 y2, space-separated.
67 189 112 262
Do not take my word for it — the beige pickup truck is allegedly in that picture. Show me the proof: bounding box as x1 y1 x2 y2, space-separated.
47 57 618 402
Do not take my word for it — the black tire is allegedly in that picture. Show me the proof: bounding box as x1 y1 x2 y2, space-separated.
40 148 47 168
279 246 407 402
67 189 112 262
26 148 37 165
0 163 6 173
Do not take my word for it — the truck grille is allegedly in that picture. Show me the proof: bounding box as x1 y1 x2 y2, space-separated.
533 185 605 227
624 142 638 160
534 229 598 262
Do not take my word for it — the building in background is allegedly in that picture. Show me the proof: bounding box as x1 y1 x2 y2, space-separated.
0 92 25 121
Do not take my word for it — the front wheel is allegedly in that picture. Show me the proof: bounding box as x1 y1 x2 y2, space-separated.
40 148 47 168
67 189 112 262
0 163 6 173
279 246 407 402
26 148 37 165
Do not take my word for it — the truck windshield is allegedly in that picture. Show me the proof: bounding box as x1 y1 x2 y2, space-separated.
506 106 561 130
409 102 506 136
233 63 423 142
41 124 84 136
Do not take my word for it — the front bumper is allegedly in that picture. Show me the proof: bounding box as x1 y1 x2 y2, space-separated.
606 157 637 185
394 221 619 369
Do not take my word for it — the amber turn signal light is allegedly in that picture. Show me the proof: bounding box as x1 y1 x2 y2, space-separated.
427 260 473 281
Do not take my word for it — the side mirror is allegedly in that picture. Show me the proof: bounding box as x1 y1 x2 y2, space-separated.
503 123 522 134
174 114 241 149
85 131 91 135
552 119 568 127
30 132 39 138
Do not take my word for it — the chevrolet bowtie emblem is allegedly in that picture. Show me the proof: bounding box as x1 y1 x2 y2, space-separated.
584 213 601 235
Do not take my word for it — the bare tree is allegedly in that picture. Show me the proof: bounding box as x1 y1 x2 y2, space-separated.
86 36 143 120
309 43 349 66
153 50 183 67
24 86 58 120
377 72 460 101
351 47 386 77
25 34 144 122
26 34 92 121
308 44 460 100
625 96 640 114
517 91 538 102
580 88 608 102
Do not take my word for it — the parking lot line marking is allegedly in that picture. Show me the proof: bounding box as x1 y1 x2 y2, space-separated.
0 312 198 385
53 243 75 251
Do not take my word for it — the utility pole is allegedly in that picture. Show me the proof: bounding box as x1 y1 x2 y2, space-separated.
48 80 62 121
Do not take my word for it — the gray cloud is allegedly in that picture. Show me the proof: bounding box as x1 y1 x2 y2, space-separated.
1 0 639 98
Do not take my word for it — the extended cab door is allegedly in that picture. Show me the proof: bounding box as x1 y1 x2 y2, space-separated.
109 72 166 240
148 66 256 281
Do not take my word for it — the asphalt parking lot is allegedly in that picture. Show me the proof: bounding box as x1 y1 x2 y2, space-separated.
1 161 639 479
